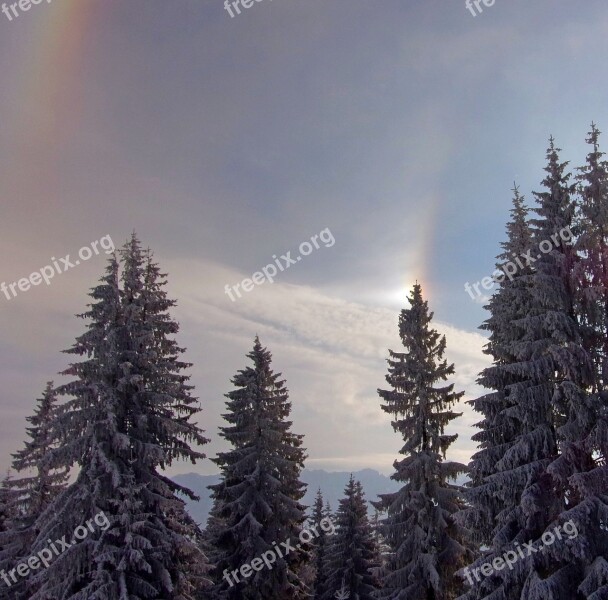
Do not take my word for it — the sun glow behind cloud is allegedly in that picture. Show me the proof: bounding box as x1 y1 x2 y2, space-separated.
157 256 489 475
384 192 443 307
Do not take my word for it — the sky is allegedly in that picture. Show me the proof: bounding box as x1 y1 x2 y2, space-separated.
1 0 607 477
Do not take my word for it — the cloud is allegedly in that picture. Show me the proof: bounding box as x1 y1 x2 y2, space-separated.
162 256 490 474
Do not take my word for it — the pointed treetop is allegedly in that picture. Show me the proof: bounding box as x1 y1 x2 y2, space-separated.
502 184 531 251
508 184 530 232
511 182 524 206
399 283 435 343
587 121 601 149
581 122 605 170
544 135 569 175
248 335 277 373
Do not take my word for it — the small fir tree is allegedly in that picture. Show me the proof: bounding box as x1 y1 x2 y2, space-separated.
321 476 378 600
208 337 309 600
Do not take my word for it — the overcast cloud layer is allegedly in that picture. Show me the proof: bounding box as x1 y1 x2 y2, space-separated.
1 0 608 475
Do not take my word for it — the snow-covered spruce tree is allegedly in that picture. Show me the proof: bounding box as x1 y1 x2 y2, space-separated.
494 138 596 600
0 474 11 537
375 283 472 600
460 186 536 550
575 123 608 391
310 489 331 600
29 235 209 600
463 138 606 600
566 123 608 599
503 138 599 600
369 508 390 583
208 337 308 600
526 137 608 598
456 185 559 600
202 497 227 576
321 476 379 600
0 382 69 600
0 473 15 600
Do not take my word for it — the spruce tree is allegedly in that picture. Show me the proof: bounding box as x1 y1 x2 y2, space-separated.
369 509 389 583
527 135 608 599
0 475 11 538
457 186 554 600
461 138 608 600
461 186 536 549
459 140 568 599
501 138 594 600
0 474 15 600
566 123 608 599
202 497 226 576
0 382 69 600
28 235 209 600
321 476 378 600
208 337 309 600
310 489 331 600
575 123 608 390
376 283 472 600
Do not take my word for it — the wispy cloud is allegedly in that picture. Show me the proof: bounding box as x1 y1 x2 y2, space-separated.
164 257 489 474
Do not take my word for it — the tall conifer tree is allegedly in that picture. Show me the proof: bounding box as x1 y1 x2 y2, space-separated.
462 186 535 547
0 383 68 599
462 138 608 600
376 284 472 600
457 185 554 600
528 135 608 599
503 138 594 600
0 474 15 600
575 123 608 390
208 337 308 600
29 235 209 600
310 489 332 600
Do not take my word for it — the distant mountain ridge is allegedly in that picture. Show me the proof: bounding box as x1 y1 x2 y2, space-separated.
172 468 402 527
